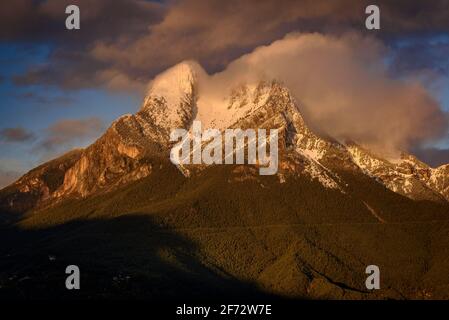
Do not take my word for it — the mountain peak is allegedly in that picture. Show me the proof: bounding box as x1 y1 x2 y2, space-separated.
143 60 201 109
138 61 202 132
3 61 449 207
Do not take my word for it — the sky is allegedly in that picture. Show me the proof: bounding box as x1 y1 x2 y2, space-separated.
0 0 449 187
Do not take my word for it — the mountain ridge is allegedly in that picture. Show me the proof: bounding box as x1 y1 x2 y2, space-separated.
2 61 449 214
1 62 449 299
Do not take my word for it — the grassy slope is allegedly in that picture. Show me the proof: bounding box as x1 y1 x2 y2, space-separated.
1 162 449 300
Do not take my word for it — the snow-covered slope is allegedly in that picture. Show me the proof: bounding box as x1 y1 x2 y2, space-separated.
140 61 198 131
346 143 447 201
2 60 449 207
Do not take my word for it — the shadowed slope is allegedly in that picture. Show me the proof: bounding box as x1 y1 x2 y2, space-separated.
2 164 448 300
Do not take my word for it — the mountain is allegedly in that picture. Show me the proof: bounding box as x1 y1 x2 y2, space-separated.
4 61 449 209
1 61 449 300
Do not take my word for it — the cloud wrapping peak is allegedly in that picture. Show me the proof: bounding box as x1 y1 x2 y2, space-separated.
189 33 447 154
1 0 448 160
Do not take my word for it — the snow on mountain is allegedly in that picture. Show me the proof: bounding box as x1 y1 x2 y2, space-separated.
429 164 449 200
2 60 449 208
195 81 272 130
137 61 198 137
346 143 446 201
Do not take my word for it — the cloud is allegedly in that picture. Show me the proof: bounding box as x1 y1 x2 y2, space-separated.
6 0 449 91
0 127 35 143
15 91 75 106
2 1 448 159
0 118 104 181
190 32 448 155
5 0 164 92
389 37 449 78
40 117 105 151
0 0 164 42
412 146 449 167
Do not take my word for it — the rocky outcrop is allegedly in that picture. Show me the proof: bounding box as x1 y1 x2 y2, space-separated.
3 60 449 214
0 149 82 214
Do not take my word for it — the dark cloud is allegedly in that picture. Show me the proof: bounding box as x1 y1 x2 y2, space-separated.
0 0 164 43
412 146 449 167
0 127 35 143
4 0 449 91
40 117 105 151
15 91 75 106
2 0 164 91
389 37 449 77
378 0 449 35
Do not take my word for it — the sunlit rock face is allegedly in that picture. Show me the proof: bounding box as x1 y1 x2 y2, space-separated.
3 60 449 212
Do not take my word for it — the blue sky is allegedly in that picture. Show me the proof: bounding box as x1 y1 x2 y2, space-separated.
0 44 141 183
